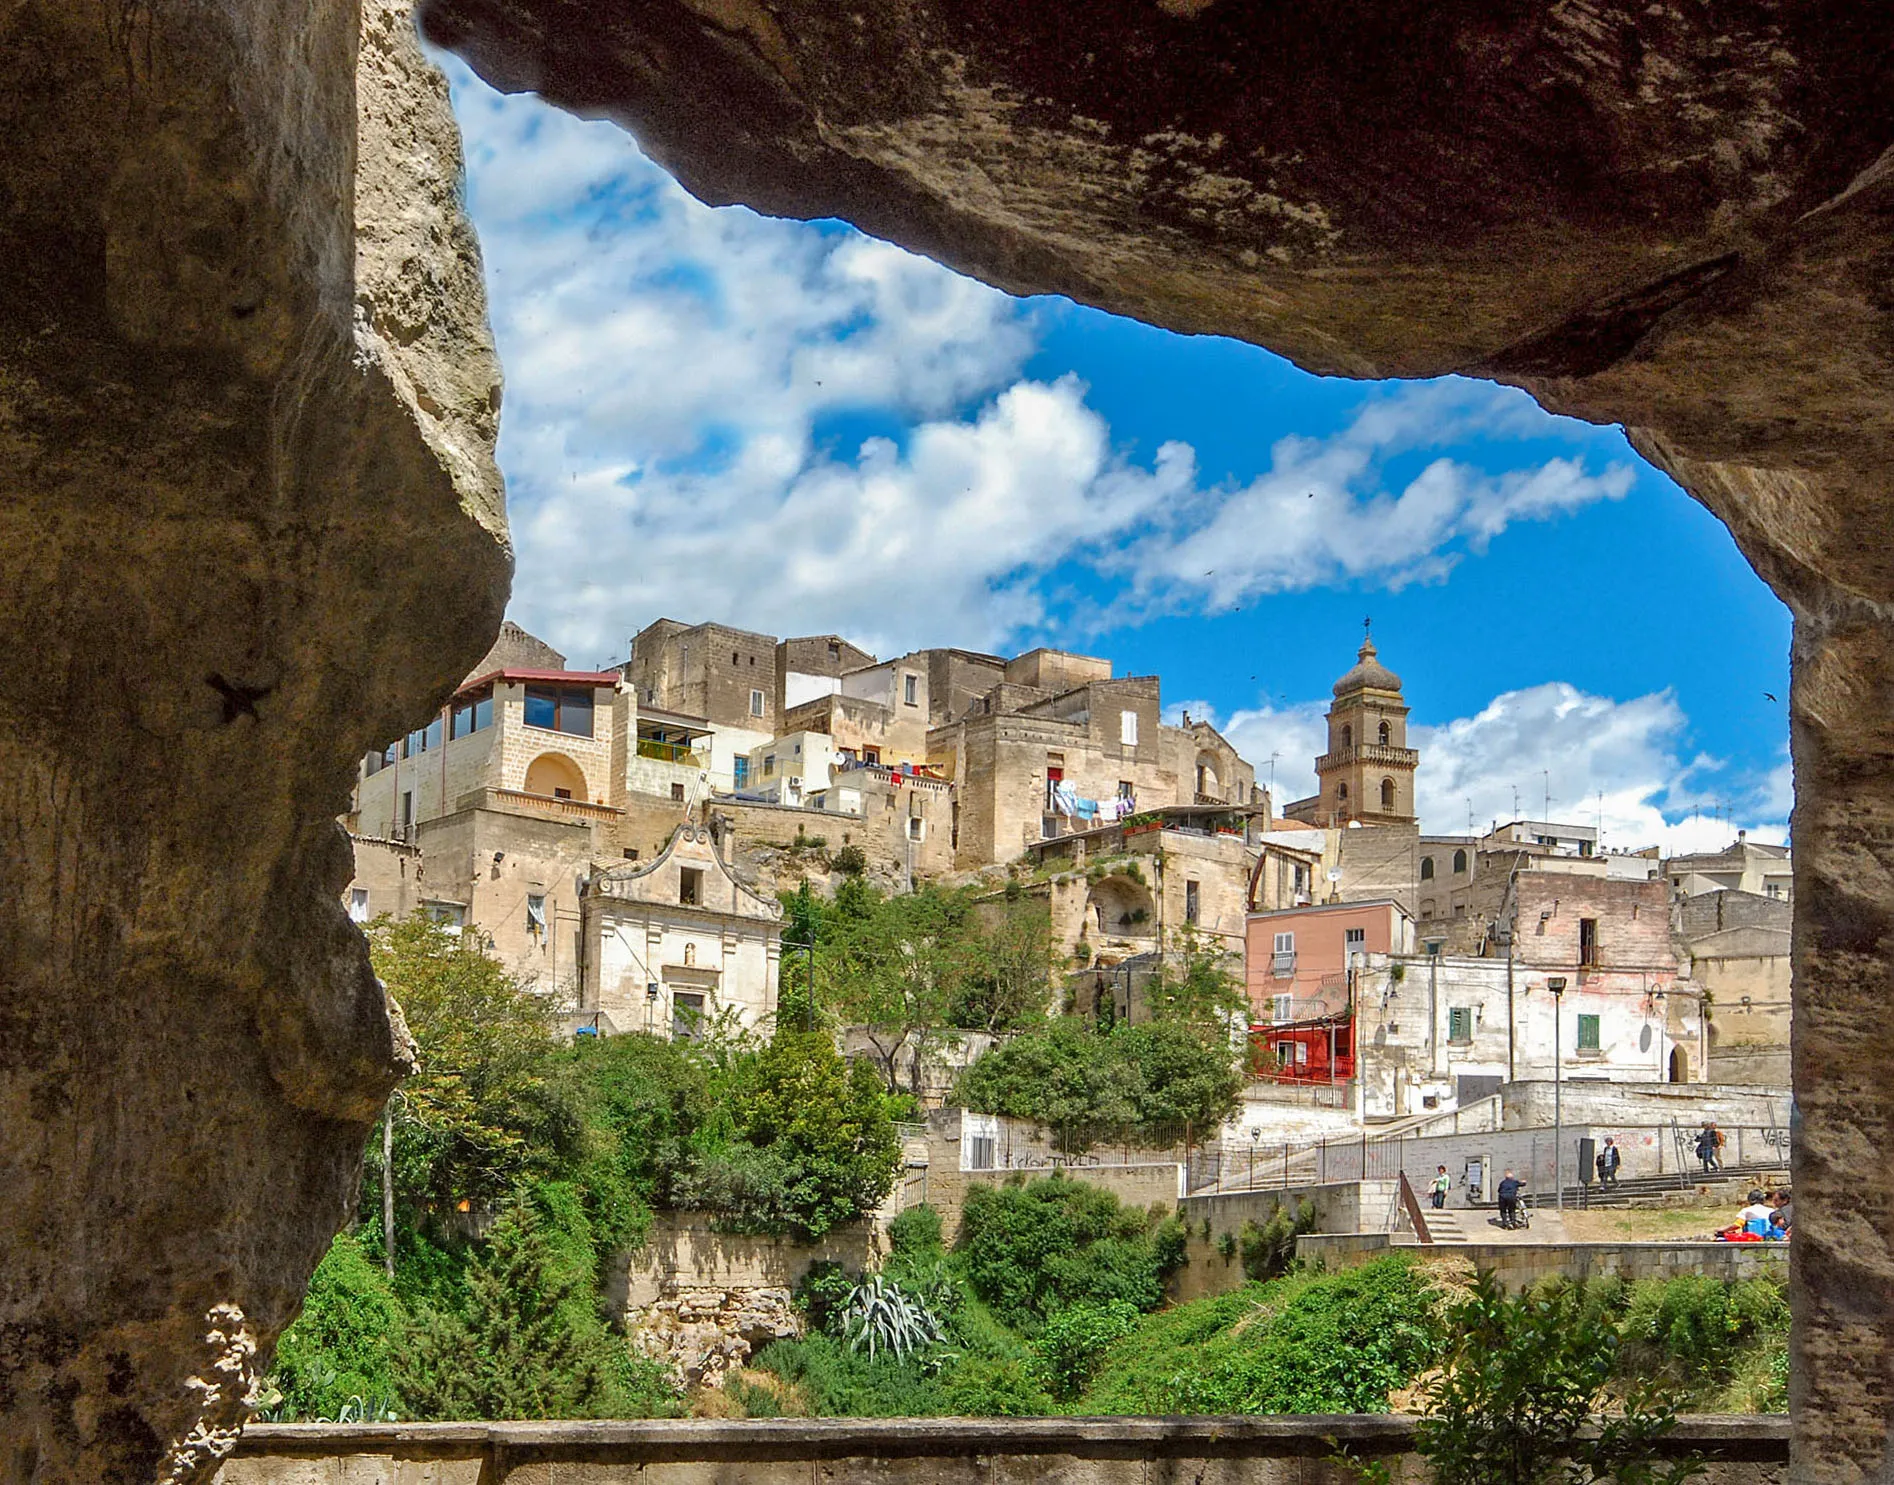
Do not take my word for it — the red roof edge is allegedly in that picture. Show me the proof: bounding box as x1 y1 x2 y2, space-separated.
457 667 621 696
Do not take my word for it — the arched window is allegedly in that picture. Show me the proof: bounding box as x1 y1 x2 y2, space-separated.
1453 849 1468 873
523 752 589 802
1378 720 1391 746
1341 724 1353 749
1337 782 1349 803
1381 778 1396 810
1420 856 1435 881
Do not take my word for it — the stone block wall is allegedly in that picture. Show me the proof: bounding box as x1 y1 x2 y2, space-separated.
212 1416 1786 1484
1297 1235 1790 1293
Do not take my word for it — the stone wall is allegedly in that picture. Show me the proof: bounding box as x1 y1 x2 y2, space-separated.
1299 1234 1790 1292
612 1221 882 1389
212 1416 1787 1484
1502 1081 1792 1132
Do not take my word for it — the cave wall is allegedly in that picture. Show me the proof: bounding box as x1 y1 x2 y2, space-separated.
0 0 507 1478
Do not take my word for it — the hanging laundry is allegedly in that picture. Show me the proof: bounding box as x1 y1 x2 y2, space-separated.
1052 781 1079 817
1076 796 1099 821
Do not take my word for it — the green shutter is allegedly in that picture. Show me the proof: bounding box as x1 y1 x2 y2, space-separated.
1448 1007 1473 1042
1576 1014 1601 1051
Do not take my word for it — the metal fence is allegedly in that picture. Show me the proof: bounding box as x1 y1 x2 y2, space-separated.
1186 1122 1793 1198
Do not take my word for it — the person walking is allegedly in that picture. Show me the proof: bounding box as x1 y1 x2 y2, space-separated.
1497 1168 1524 1230
1695 1122 1720 1176
1596 1137 1622 1189
1431 1165 1450 1210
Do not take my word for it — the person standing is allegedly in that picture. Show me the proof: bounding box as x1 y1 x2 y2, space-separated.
1497 1169 1523 1229
1695 1123 1719 1176
1596 1137 1622 1189
1431 1165 1450 1210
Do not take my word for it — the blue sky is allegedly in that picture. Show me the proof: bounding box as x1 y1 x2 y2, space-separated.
444 62 1791 852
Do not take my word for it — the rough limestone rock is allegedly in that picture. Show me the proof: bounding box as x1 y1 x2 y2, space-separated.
630 1285 803 1390
0 0 506 1479
409 3 1894 1475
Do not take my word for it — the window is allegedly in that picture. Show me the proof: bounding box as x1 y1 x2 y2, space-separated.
525 894 547 936
749 688 765 717
1381 778 1396 811
1378 720 1391 746
1117 780 1134 800
1576 1013 1601 1052
399 790 414 835
1270 993 1293 1024
1420 856 1435 881
348 888 370 923
1120 709 1138 746
903 673 918 706
1345 926 1366 957
679 868 702 906
1271 931 1296 977
1453 849 1468 873
907 816 925 841
1448 1006 1474 1043
1578 917 1599 967
1341 724 1352 748
623 848 639 860
450 688 495 739
422 901 466 933
552 786 572 800
733 757 749 788
1185 879 1200 924
1337 782 1349 804
670 782 686 802
732 651 740 666
405 721 438 757
762 755 776 777
863 747 880 765
523 685 594 738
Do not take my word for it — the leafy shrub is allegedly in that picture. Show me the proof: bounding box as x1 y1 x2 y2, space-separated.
942 1357 1056 1417
266 1234 405 1421
1216 1230 1239 1260
831 844 869 876
956 1175 1186 1330
840 1275 946 1361
888 1203 945 1257
794 1260 859 1335
1033 1299 1141 1400
1616 1275 1788 1401
752 1333 948 1417
1239 1199 1317 1282
1081 1258 1439 1416
1413 1271 1701 1485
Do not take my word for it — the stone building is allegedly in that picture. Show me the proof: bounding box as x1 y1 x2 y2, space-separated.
1677 886 1792 1085
624 618 782 734
1282 631 1418 827
1246 897 1418 1024
580 824 784 1039
1667 832 1793 904
776 633 879 714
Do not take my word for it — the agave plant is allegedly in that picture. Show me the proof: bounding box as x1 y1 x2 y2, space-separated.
840 1274 945 1362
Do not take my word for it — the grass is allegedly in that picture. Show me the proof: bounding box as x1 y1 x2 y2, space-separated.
1558 1198 1741 1243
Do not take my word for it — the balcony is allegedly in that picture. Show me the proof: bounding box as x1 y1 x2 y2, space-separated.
490 787 623 823
637 738 708 768
1313 742 1419 772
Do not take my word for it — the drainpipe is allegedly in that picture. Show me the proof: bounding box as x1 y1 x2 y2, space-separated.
1506 936 1516 1082
1428 950 1440 1079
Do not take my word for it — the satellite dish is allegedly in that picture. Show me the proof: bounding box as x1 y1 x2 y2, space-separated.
1327 868 1342 882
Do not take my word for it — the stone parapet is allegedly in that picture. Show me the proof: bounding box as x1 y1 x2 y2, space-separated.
215 1415 1787 1483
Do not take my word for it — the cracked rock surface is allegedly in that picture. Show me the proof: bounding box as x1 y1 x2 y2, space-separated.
0 0 505 1478
414 2 1894 1475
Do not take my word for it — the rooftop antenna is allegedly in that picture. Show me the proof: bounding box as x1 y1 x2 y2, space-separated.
1543 769 1551 821
1512 784 1521 820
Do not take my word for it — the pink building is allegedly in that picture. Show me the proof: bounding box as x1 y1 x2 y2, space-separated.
1246 898 1416 1024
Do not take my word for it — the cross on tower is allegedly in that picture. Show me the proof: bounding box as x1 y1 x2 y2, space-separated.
1362 615 1373 643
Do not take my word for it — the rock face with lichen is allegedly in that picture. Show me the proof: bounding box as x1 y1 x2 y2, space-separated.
410 3 1894 1477
0 0 506 1478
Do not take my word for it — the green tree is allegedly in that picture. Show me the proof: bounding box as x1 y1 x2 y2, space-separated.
823 887 975 1095
956 889 1056 1033
730 1031 902 1240
1146 927 1249 1031
399 1185 675 1420
366 916 574 1213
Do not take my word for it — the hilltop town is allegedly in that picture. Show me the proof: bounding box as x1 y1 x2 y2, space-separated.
345 615 1790 1106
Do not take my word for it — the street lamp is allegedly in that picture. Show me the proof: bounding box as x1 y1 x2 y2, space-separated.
1547 976 1567 1211
645 979 659 1036
1247 1125 1262 1190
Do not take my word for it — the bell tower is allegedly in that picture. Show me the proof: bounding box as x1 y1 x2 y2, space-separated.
1313 623 1417 826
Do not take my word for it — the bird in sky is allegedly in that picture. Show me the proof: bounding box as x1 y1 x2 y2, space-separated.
1764 691 1778 703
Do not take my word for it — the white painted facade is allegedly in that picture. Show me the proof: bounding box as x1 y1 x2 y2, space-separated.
582 825 783 1039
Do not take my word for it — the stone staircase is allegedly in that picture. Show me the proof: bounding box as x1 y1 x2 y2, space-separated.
1420 1206 1469 1244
